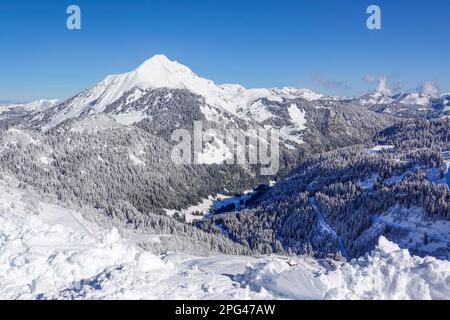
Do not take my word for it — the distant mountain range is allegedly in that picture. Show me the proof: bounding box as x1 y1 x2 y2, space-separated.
3 55 448 135
355 91 450 118
0 99 59 127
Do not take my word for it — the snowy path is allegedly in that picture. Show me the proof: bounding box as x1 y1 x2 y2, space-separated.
444 151 450 187
309 197 349 259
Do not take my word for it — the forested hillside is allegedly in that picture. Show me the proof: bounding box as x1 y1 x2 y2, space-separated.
198 118 450 259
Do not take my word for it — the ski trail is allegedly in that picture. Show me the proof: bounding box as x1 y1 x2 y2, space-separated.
309 197 349 259
442 151 450 187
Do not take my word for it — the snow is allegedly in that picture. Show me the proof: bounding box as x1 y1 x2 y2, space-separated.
400 93 431 106
164 190 255 222
239 103 308 147
357 91 435 109
199 104 224 122
319 237 450 300
164 196 217 223
371 206 450 260
370 145 395 153
384 171 409 185
309 197 349 259
67 115 122 134
424 151 450 186
245 101 276 122
231 87 322 111
38 155 52 166
235 236 450 300
287 104 307 130
112 110 147 125
279 126 305 145
0 99 59 114
296 88 324 101
0 128 39 149
196 132 233 165
360 174 379 191
359 92 395 106
443 151 450 187
1 174 450 300
129 153 146 166
212 191 254 212
426 167 445 184
125 87 148 105
443 151 450 173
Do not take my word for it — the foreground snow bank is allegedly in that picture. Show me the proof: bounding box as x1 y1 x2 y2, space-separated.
243 237 450 299
1 176 450 300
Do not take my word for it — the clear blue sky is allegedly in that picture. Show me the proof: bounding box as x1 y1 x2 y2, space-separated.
0 0 449 101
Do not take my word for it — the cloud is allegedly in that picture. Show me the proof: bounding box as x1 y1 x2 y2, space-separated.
376 76 392 95
311 72 350 90
419 80 439 97
364 74 393 95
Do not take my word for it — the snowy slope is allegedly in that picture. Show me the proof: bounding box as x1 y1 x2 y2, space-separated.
1 174 450 300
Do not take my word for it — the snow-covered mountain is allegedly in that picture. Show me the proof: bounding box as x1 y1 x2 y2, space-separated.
0 99 59 114
0 99 59 117
355 90 450 118
27 54 392 163
0 99 59 128
33 55 324 130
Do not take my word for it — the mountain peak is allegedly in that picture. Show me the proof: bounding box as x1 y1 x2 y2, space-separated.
145 54 171 63
137 54 176 70
134 54 197 88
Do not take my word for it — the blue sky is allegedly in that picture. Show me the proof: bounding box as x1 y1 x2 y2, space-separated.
0 0 449 101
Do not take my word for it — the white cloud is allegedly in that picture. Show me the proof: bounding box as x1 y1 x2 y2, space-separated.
419 80 439 97
375 76 392 95
364 74 392 95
